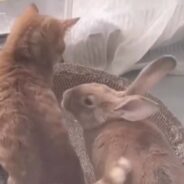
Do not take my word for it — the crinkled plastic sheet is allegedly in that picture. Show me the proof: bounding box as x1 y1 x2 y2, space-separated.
64 0 184 75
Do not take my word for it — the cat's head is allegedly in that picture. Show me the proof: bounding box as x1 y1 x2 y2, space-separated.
4 4 79 68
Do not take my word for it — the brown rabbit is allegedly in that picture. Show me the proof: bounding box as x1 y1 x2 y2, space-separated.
0 3 84 184
62 56 184 184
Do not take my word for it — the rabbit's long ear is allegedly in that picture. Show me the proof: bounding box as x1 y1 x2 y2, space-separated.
125 56 176 96
4 4 39 51
111 95 158 122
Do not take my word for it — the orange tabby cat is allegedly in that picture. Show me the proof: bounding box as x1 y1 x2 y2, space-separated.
0 4 84 184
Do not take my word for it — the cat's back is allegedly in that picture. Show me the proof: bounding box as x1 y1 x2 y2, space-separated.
21 70 83 184
0 62 45 183
0 64 79 184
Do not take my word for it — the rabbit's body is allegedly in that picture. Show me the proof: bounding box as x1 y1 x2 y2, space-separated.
84 119 183 184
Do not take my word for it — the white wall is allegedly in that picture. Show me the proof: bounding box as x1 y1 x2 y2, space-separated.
0 0 66 34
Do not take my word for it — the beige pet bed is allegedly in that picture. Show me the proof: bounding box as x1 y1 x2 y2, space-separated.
53 63 184 184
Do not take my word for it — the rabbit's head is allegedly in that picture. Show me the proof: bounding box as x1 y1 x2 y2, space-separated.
62 56 176 130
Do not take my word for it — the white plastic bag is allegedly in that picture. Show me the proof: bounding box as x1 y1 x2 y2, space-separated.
64 0 184 75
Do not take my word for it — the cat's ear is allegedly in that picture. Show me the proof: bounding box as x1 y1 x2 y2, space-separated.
4 4 39 51
24 3 39 14
18 3 39 19
62 17 80 31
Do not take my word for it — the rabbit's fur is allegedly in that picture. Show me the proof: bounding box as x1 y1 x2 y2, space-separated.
62 56 184 184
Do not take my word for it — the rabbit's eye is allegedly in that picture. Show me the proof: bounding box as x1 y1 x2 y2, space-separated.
82 95 95 108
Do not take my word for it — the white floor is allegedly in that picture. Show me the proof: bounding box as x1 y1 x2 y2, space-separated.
151 75 184 124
